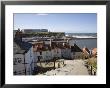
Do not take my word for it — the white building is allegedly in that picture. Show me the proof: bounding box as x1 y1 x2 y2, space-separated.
36 50 52 61
71 44 83 59
51 48 61 59
13 40 34 75
32 42 53 62
63 48 71 59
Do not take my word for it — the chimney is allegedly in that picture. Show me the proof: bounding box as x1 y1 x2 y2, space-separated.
63 43 65 46
15 28 22 42
67 39 69 44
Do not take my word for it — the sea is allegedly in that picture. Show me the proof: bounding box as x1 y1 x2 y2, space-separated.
66 33 97 50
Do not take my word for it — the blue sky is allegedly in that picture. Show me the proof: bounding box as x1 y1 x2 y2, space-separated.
14 13 97 33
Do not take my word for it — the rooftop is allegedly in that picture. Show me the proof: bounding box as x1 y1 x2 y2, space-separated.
14 38 32 53
71 44 82 52
83 47 90 54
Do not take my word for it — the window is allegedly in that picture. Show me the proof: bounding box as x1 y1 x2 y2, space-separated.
14 71 17 75
40 52 42 55
14 58 22 65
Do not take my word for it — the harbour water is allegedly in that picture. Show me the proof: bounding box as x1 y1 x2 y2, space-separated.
66 33 97 50
69 39 97 50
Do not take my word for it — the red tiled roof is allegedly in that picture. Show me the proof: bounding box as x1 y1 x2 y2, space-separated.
83 47 90 54
92 48 97 55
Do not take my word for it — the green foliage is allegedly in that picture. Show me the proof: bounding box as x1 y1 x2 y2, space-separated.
87 57 97 69
22 32 65 37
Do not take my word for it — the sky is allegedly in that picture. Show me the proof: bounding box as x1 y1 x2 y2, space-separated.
14 13 97 33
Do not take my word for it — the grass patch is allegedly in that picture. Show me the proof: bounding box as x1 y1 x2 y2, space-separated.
87 57 97 69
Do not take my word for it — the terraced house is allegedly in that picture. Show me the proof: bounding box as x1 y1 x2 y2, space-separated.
13 30 35 75
13 29 84 75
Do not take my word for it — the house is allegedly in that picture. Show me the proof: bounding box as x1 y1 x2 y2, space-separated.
60 43 71 59
51 42 61 59
82 47 90 59
36 44 52 61
92 48 97 57
43 44 52 61
32 41 43 63
13 42 25 75
13 29 34 75
32 40 62 63
71 43 83 59
14 39 34 75
13 30 18 38
32 41 53 62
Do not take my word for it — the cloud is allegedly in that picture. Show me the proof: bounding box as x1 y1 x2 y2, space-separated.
36 13 48 16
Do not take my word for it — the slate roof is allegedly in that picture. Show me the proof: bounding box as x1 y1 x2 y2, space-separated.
13 30 18 33
51 42 70 49
14 38 32 52
71 43 82 52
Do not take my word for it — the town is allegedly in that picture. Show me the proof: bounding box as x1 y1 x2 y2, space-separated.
13 29 97 75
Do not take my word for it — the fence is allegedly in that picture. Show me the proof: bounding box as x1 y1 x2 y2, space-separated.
88 65 96 75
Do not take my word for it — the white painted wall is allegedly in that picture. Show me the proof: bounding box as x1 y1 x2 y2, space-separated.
14 45 35 75
35 48 61 61
33 52 38 67
36 51 43 61
13 64 25 75
57 48 61 58
36 50 52 61
72 52 83 59
65 48 71 58
51 48 61 59
13 42 21 54
61 48 71 59
43 50 52 60
13 54 25 75
25 47 34 75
